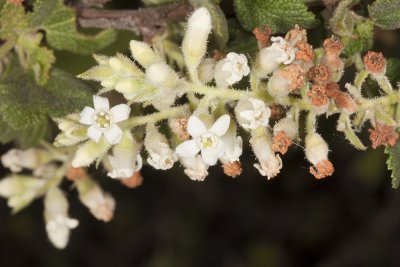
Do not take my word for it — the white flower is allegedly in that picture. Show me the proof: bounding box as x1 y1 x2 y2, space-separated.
145 125 178 170
180 155 209 181
79 96 130 144
44 187 78 249
175 115 230 166
215 52 250 86
235 98 271 130
1 149 49 173
256 37 296 76
220 124 243 163
250 129 282 179
107 131 142 179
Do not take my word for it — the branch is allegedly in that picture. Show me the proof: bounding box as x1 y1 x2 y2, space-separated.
78 1 193 42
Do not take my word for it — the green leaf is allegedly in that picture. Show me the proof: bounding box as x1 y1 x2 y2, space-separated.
37 0 117 55
15 33 56 85
385 140 400 188
386 58 400 85
0 61 92 133
233 0 317 33
0 2 27 39
369 0 400 30
189 0 229 50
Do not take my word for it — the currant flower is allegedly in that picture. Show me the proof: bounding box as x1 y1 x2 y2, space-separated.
180 155 209 181
79 96 130 145
175 115 230 166
214 52 250 87
220 123 243 164
235 98 271 130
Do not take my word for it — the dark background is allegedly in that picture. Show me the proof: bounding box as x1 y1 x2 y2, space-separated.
2 0 400 266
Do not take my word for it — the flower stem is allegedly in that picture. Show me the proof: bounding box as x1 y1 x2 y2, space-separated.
123 105 189 129
185 82 254 100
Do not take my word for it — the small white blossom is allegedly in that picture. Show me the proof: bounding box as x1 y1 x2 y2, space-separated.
145 125 178 170
176 115 230 166
79 96 130 145
250 130 282 179
215 52 250 86
235 98 271 130
180 155 209 181
44 187 78 249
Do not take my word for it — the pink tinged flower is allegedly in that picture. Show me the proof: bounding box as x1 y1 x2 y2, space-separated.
79 96 130 145
175 115 230 166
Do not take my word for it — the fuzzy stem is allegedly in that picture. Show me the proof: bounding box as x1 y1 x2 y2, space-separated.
306 111 317 134
185 82 254 100
122 105 189 129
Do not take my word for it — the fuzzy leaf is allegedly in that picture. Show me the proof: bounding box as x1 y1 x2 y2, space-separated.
0 62 92 133
0 2 27 39
385 140 400 188
189 0 229 50
386 58 400 85
233 0 317 33
37 0 117 55
369 0 400 30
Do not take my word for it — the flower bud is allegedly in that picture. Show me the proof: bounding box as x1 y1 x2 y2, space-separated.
182 8 212 71
44 187 78 249
54 115 88 147
130 40 160 69
250 128 282 179
145 62 178 90
0 175 46 213
1 148 52 173
109 53 143 77
235 98 271 130
180 155 209 182
145 124 177 170
71 138 111 168
198 58 216 84
107 131 142 179
305 133 329 166
76 178 115 222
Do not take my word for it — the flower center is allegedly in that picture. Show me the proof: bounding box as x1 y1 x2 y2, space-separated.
199 133 217 149
95 111 111 129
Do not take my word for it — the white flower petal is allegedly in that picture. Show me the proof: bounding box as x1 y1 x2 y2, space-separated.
79 107 96 125
93 96 110 111
104 124 123 144
87 125 103 143
201 148 219 166
209 115 230 136
187 116 207 138
176 140 200 157
110 104 130 123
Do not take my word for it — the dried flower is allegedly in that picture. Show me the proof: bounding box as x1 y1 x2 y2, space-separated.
295 41 314 62
323 37 344 55
309 160 335 179
308 64 331 84
272 131 293 155
169 117 190 140
307 84 328 107
222 161 242 178
363 51 386 75
285 25 307 45
253 25 272 48
121 172 143 188
368 123 399 149
181 155 209 181
305 133 334 179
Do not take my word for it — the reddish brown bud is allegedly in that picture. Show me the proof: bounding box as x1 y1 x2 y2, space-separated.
253 25 272 48
308 64 331 84
307 84 328 107
363 51 386 74
309 160 334 179
222 161 242 178
121 172 143 188
368 123 399 149
295 41 314 62
272 131 293 155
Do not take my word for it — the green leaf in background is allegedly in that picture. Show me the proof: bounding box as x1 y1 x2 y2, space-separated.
386 58 400 86
0 61 92 145
385 140 400 189
15 33 56 85
34 0 117 55
369 0 400 30
0 2 27 39
189 0 229 51
233 0 317 33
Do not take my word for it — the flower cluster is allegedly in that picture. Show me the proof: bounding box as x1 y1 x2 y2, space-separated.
1 6 400 250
